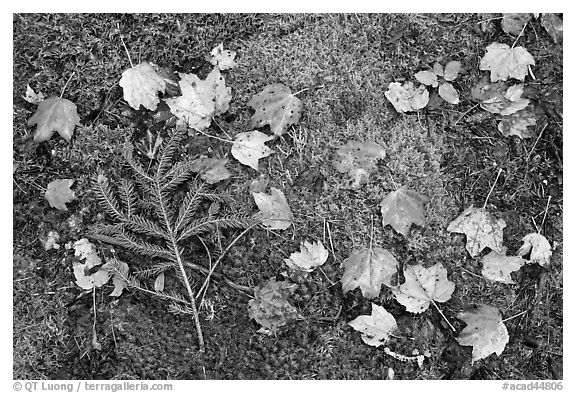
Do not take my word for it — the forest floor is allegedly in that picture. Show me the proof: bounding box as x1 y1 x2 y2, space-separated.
13 13 563 380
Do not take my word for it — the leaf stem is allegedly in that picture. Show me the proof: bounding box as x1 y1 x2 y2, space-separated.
431 300 456 332
502 309 528 323
193 127 234 144
512 22 529 49
454 103 479 125
483 168 503 209
118 26 134 68
539 195 552 235
60 72 75 98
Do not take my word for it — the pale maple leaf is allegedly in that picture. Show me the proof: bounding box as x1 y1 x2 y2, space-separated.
497 106 538 139
481 251 525 284
341 247 399 299
392 263 455 314
447 205 506 257
248 278 300 333
23 84 45 104
284 240 328 272
540 14 563 44
333 140 386 189
210 43 237 70
380 186 428 236
231 131 274 170
501 13 532 36
28 96 81 143
385 81 429 113
248 84 302 136
119 62 166 110
252 187 294 230
456 304 509 363
349 304 397 347
479 43 535 82
166 66 231 131
44 179 77 211
190 155 232 184
517 233 552 266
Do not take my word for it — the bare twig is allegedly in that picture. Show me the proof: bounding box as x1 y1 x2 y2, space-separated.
502 310 528 323
60 72 75 98
512 22 529 49
118 26 134 68
483 168 503 209
539 196 552 235
454 103 480 125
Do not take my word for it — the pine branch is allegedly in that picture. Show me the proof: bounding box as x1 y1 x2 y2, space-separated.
174 185 205 233
92 173 124 221
125 214 169 240
155 128 186 180
133 261 176 279
161 161 195 192
177 216 253 243
114 230 175 261
118 178 137 219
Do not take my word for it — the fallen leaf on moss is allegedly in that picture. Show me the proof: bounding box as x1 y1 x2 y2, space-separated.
501 13 532 36
284 240 328 272
385 81 429 112
341 247 398 299
349 304 397 347
73 262 110 290
333 140 386 189
210 43 237 70
190 155 232 184
447 205 506 257
73 238 102 270
231 131 274 171
481 251 525 284
392 263 455 314
380 186 428 236
23 84 45 104
415 71 438 88
517 233 552 266
248 84 302 136
438 82 460 105
45 179 77 211
28 96 81 143
540 14 563 44
443 61 461 82
498 106 538 139
119 62 166 111
479 43 535 82
248 278 300 333
456 303 509 363
252 187 293 230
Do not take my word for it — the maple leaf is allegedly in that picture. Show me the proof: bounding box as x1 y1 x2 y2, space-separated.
392 263 455 314
447 205 506 257
497 106 538 139
247 278 300 333
349 304 397 347
517 233 552 266
28 96 81 143
166 66 231 131
190 155 232 184
456 304 509 363
380 186 428 236
479 43 535 82
333 140 386 189
23 84 45 104
119 62 166 111
73 238 102 270
501 13 532 36
481 251 525 284
252 187 294 230
284 240 328 272
44 179 77 211
73 262 111 290
231 130 274 170
248 84 302 136
341 247 399 299
210 43 237 70
385 81 429 113
540 14 563 44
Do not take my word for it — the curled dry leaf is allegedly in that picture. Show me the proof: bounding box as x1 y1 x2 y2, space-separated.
248 278 300 333
479 43 535 82
73 262 111 290
284 240 328 272
379 186 428 237
190 155 232 184
456 304 509 364
73 238 102 270
385 82 429 113
349 304 397 347
415 71 438 88
154 272 165 292
105 257 130 297
231 131 274 170
28 96 81 143
119 62 166 111
23 84 45 104
341 247 399 299
248 84 302 136
517 233 552 266
333 140 386 189
540 14 563 44
210 43 237 70
392 263 455 314
252 187 294 230
497 106 538 139
447 205 506 257
45 179 77 211
501 13 532 36
166 66 231 131
481 251 525 284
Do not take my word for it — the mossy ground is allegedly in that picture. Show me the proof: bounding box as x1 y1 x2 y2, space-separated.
13 14 562 379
